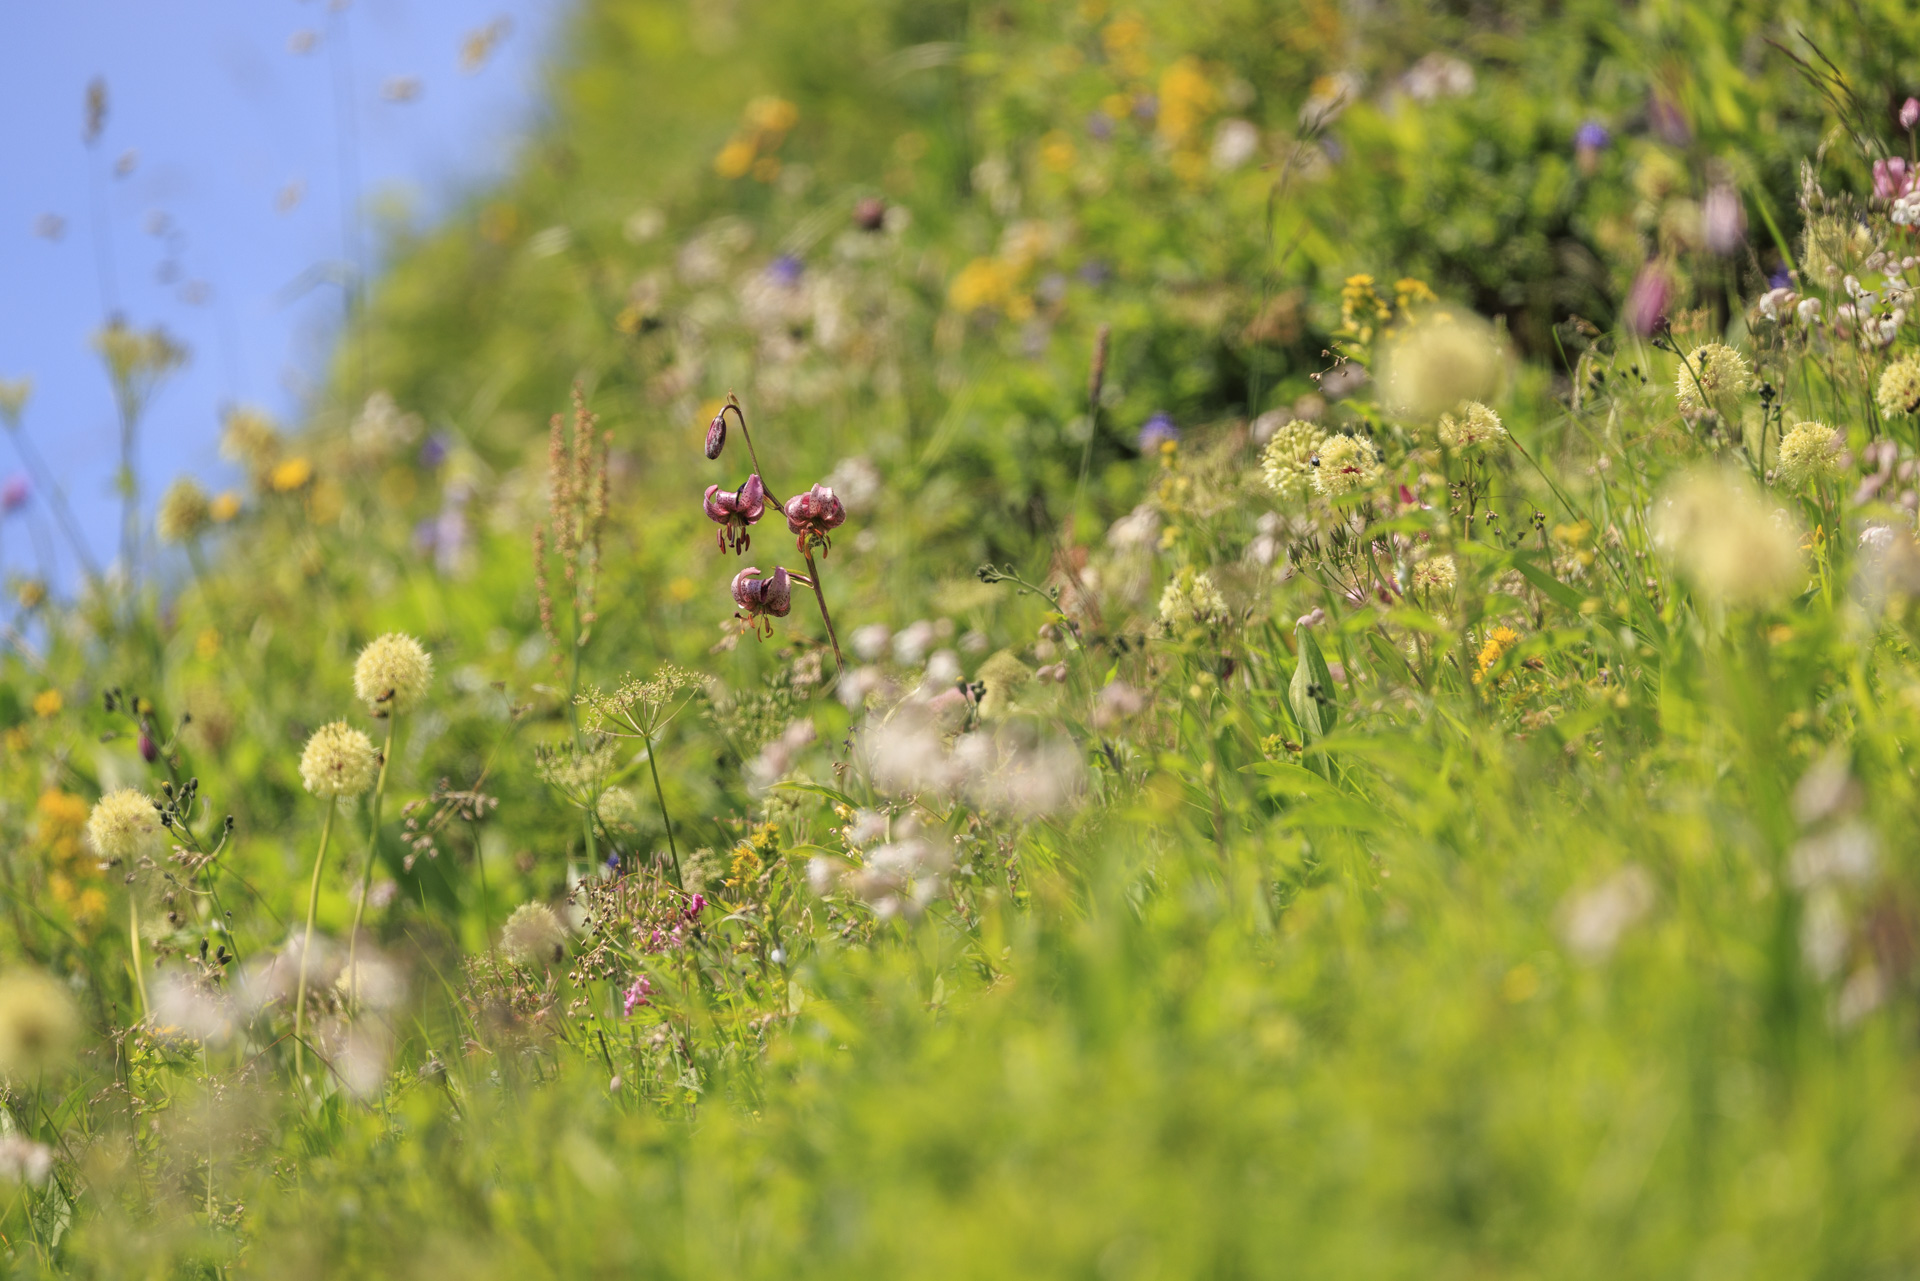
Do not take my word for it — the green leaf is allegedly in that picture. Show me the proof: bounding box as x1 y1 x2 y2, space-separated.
1290 625 1338 742
773 780 859 809
1509 552 1589 615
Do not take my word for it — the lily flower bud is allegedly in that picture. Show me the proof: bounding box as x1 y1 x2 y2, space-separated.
704 407 727 460
704 474 766 553
784 483 846 554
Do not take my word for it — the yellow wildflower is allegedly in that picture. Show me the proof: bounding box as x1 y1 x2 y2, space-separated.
1474 625 1522 685
32 690 61 719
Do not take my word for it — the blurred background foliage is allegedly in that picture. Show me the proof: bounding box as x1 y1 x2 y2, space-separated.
7 0 1920 1273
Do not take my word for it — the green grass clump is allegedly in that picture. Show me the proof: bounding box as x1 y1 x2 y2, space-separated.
7 0 1920 1275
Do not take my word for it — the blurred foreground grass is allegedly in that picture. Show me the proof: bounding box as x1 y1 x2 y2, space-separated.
6 0 1920 1275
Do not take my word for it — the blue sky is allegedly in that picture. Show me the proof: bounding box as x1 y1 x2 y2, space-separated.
0 0 565 589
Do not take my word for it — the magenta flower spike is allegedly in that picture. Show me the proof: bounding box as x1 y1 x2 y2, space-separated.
784 483 846 554
704 473 766 553
731 565 793 634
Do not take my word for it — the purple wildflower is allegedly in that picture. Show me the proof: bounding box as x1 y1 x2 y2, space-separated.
767 254 804 288
0 475 28 516
1137 412 1180 453
784 483 846 554
704 474 767 553
623 975 652 1017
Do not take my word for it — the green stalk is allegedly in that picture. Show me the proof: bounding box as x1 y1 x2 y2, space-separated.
295 797 338 1079
345 713 399 1004
128 897 150 1022
645 737 683 889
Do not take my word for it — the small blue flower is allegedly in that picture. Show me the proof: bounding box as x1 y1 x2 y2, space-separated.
418 432 450 469
768 254 804 288
1138 412 1181 453
1574 120 1611 151
1768 264 1792 290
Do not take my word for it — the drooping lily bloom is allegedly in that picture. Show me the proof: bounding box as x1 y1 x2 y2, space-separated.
704 474 766 553
784 483 846 554
704 406 728 460
731 566 793 634
1874 157 1917 202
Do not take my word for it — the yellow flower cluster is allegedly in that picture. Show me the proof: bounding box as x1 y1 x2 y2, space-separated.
714 96 798 183
1474 625 1522 685
39 790 106 929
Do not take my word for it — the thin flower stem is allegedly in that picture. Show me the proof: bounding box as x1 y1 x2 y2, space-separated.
644 736 683 889
128 898 150 1022
295 797 338 1079
346 713 399 1004
801 549 846 672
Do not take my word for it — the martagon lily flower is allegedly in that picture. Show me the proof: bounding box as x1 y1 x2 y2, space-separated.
732 566 793 635
784 483 845 554
704 474 766 553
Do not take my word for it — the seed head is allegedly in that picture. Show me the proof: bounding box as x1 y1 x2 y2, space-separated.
353 633 433 715
299 721 379 799
87 787 161 860
501 902 568 966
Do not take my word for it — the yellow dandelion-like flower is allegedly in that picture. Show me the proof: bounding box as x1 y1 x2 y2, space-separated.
1437 401 1507 452
155 476 211 543
1411 554 1457 595
500 902 568 966
1473 625 1522 685
87 787 161 860
1674 343 1755 415
0 970 80 1080
269 457 314 492
353 633 434 716
32 690 61 719
1158 567 1228 629
209 491 242 523
1653 468 1804 607
299 721 378 799
1776 422 1842 487
1312 433 1384 498
1259 419 1326 504
713 137 756 179
1876 354 1920 419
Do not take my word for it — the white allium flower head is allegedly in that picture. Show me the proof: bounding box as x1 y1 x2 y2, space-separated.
353 632 433 715
299 721 379 799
